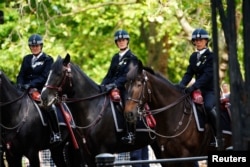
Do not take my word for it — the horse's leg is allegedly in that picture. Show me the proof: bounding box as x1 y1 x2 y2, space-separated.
50 145 67 167
5 152 23 167
1 151 7 167
150 141 163 159
26 150 40 167
64 141 88 167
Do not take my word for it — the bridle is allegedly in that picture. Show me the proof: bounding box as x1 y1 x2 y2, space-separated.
126 69 193 138
45 63 72 94
44 63 106 103
126 70 151 110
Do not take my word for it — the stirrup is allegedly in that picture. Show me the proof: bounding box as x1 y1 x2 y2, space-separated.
50 133 62 143
209 137 218 148
121 132 135 145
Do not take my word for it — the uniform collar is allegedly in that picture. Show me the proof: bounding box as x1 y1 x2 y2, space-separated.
197 48 207 55
119 48 129 59
33 52 43 60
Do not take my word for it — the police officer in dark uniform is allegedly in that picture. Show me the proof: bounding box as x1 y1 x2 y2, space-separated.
101 30 138 144
17 34 61 143
176 28 218 147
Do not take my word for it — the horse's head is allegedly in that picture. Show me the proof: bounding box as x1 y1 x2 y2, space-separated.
41 53 72 107
124 60 153 121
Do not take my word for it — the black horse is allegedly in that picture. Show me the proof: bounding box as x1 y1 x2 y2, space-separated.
41 54 162 167
0 70 80 167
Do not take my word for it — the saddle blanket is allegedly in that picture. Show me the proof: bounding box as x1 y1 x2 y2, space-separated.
34 102 76 128
193 103 232 135
110 100 154 133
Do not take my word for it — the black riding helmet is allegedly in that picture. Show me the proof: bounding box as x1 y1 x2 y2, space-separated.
191 28 210 46
114 30 130 43
28 34 43 46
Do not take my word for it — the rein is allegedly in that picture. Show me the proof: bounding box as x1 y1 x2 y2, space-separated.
149 94 189 115
0 95 30 131
63 92 107 103
0 92 26 107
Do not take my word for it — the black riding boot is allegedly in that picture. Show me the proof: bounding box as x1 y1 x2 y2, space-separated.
121 122 136 145
47 105 62 143
208 107 218 147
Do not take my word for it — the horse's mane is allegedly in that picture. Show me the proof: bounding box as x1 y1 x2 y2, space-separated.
143 66 155 75
127 61 174 87
142 66 174 86
52 55 98 87
0 70 20 97
154 72 175 86
0 71 16 88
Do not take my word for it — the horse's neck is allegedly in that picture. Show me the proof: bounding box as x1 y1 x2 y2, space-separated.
71 69 100 97
1 96 30 126
150 80 181 107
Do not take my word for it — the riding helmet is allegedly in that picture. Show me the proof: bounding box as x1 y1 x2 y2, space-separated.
28 34 43 46
191 28 210 41
114 30 130 43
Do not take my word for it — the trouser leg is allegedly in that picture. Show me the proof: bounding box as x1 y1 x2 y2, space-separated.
207 107 219 147
208 107 217 136
121 112 136 144
47 105 61 143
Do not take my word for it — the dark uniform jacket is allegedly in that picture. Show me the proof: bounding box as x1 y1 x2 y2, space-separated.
101 49 138 93
180 49 214 92
17 52 53 91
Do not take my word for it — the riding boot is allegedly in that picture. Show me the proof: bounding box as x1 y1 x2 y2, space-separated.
121 121 136 145
208 107 218 147
47 105 62 143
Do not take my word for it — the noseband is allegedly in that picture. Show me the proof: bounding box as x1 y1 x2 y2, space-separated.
45 63 72 93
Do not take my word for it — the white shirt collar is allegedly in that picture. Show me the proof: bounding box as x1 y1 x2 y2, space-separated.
33 52 43 60
119 48 129 59
197 48 207 55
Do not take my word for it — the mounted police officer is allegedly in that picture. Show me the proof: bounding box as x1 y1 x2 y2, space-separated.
176 28 218 147
101 30 139 144
17 34 61 143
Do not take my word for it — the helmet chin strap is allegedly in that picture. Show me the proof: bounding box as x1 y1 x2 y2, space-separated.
120 47 127 51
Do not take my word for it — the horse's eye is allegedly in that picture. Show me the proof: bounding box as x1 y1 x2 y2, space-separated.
136 81 142 87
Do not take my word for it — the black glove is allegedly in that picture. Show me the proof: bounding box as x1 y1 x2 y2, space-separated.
22 84 31 90
185 86 195 94
105 83 116 92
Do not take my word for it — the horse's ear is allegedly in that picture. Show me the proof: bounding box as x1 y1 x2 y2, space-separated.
56 55 62 61
63 53 71 66
137 59 143 73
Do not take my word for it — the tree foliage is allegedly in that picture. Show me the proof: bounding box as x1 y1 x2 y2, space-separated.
0 0 242 85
